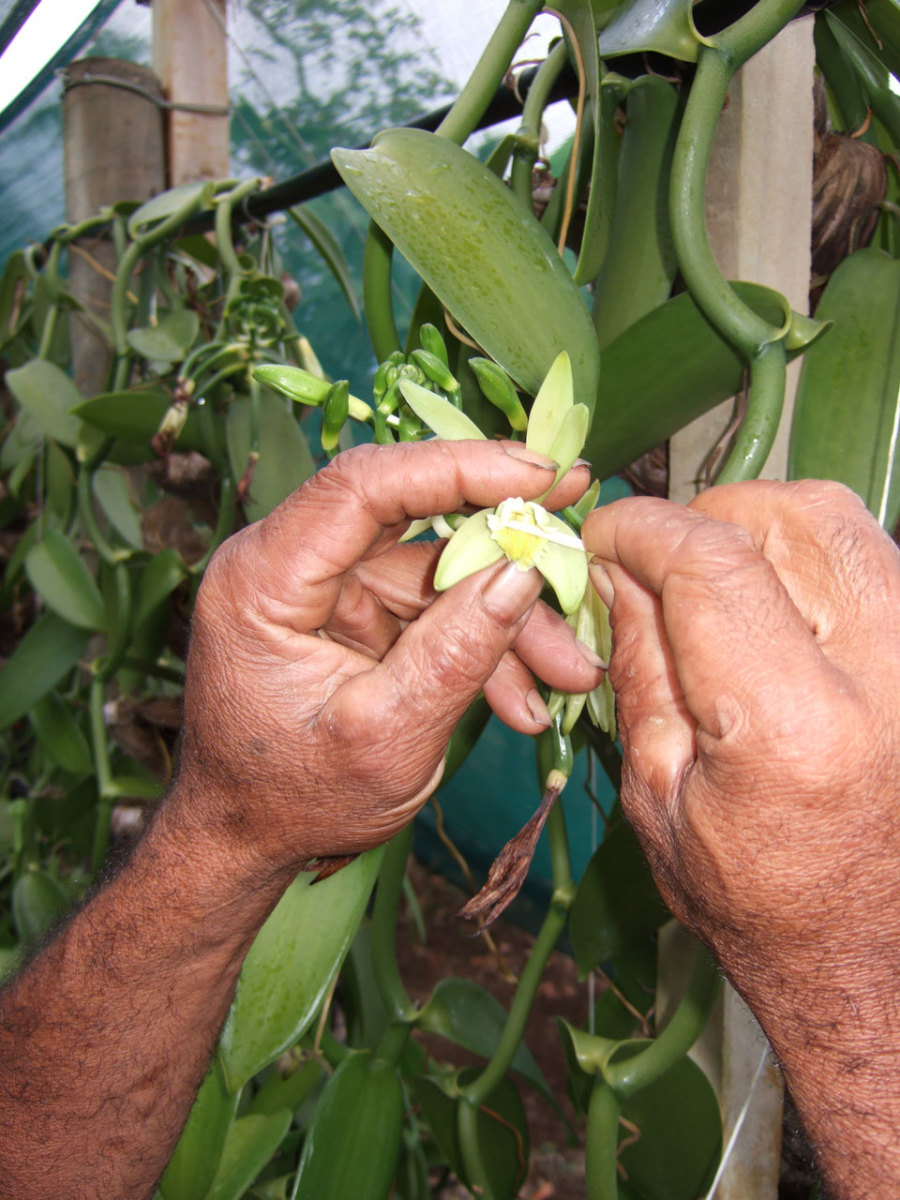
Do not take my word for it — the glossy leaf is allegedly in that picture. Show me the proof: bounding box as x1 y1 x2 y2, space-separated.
618 1053 721 1199
592 75 680 349
829 0 900 89
226 389 316 524
25 531 107 632
0 614 88 730
73 386 207 452
570 820 669 976
585 282 822 482
399 380 486 441
291 1051 403 1200
127 309 200 364
219 848 382 1093
12 867 68 943
249 1058 324 1118
208 1109 292 1200
6 359 82 448
333 128 600 410
416 978 553 1102
596 0 701 62
412 1069 529 1200
133 548 188 631
790 249 900 529
287 205 361 321
93 467 144 550
29 691 92 776
160 1059 238 1200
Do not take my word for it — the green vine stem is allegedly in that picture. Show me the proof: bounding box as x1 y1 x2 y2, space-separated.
436 0 543 146
370 825 417 1023
96 562 133 685
585 1079 621 1200
362 221 402 363
509 38 569 208
215 178 264 279
37 240 63 361
669 0 805 481
89 676 114 874
192 474 237 576
77 440 127 567
602 944 721 1098
457 1098 496 1200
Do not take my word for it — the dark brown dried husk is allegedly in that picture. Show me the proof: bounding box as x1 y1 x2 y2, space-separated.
811 130 887 297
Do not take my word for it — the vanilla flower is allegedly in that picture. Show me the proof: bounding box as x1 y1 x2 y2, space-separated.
399 352 590 614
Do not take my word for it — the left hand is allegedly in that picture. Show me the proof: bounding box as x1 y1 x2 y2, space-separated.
168 440 602 876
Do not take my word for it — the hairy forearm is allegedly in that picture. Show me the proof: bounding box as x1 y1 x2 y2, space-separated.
0 789 292 1200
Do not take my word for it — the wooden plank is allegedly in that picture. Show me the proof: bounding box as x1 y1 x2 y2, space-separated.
152 0 229 186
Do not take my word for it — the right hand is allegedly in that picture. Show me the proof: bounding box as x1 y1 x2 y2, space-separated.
584 479 900 1193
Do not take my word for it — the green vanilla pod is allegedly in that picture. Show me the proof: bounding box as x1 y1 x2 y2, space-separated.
468 357 528 432
410 348 461 397
252 363 330 406
333 128 601 412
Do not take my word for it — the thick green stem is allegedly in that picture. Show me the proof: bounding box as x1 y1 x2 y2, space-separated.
585 1079 622 1200
716 340 787 483
603 945 721 1098
89 677 114 874
215 178 263 279
373 1020 411 1068
370 826 416 1023
510 39 568 207
457 1098 496 1200
436 0 543 145
37 241 63 361
362 221 402 362
96 563 133 684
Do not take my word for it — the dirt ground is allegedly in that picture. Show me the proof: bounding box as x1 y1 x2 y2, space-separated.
396 859 589 1199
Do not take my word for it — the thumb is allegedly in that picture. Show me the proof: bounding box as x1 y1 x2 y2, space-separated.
326 560 541 799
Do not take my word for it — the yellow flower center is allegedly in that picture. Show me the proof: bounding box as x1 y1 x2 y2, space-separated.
487 498 552 570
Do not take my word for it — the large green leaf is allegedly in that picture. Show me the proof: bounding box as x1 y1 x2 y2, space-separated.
133 547 188 631
291 1051 403 1200
569 820 669 976
127 309 200 364
416 978 553 1103
618 1054 721 1199
208 1110 292 1200
0 614 89 730
6 359 83 448
29 691 93 777
128 182 212 240
25 531 107 632
160 1059 238 1200
332 128 600 410
226 389 316 523
830 0 900 88
585 282 823 481
73 386 207 452
93 467 144 550
218 848 382 1093
790 249 900 529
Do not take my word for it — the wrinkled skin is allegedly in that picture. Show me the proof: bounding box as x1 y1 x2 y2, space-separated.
0 440 602 1200
584 479 900 1198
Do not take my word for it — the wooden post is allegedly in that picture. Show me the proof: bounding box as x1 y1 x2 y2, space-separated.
152 0 230 186
62 57 166 396
663 18 817 1198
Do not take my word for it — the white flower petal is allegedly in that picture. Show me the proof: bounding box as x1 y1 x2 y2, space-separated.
548 403 589 485
399 518 433 543
434 510 504 591
538 540 588 615
525 351 573 458
399 380 486 441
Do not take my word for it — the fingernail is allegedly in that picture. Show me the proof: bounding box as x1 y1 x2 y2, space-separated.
502 443 558 470
481 560 540 622
589 559 615 608
573 458 592 470
575 638 606 670
526 688 552 728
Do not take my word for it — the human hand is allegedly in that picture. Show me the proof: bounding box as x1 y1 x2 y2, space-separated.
170 440 601 876
584 479 900 1191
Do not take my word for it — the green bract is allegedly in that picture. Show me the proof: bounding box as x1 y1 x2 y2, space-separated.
400 352 590 615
